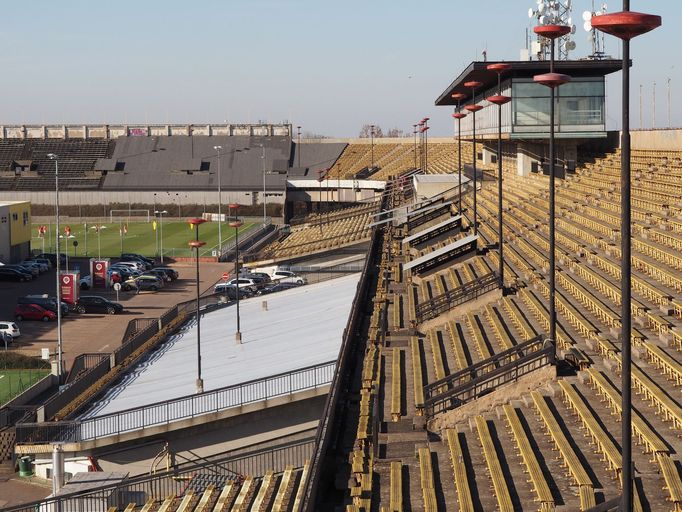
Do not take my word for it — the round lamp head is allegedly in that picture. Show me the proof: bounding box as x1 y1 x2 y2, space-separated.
590 11 661 40
464 104 483 112
533 72 571 88
487 63 511 73
229 220 243 228
487 95 511 105
464 81 483 89
533 24 571 39
189 240 206 248
188 217 207 226
452 113 467 119
451 92 467 101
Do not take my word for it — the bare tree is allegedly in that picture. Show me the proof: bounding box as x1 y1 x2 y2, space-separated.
359 124 383 138
386 128 405 138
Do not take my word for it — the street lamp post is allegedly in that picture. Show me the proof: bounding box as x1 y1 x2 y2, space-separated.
487 62 512 292
423 118 430 172
464 81 483 236
297 126 302 168
154 210 168 263
412 124 418 169
370 125 375 169
533 24 571 354
47 153 63 378
592 7 661 510
451 93 467 216
261 144 267 226
188 217 207 394
214 145 223 259
229 204 243 343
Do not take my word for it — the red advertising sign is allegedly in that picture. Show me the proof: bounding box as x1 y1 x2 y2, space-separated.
59 272 80 304
90 258 110 289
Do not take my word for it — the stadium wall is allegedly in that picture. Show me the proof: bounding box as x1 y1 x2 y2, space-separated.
628 128 682 150
0 190 284 207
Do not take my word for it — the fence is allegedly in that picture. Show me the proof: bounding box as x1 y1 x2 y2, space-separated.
0 369 50 407
415 271 500 323
424 336 553 416
16 360 335 444
65 354 110 384
3 435 316 512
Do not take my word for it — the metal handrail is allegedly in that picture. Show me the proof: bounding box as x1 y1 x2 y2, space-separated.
16 360 335 444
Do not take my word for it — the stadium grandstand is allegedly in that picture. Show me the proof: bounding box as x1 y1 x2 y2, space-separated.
2 4 679 512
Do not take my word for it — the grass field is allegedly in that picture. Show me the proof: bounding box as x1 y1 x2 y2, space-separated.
31 221 255 258
0 369 50 405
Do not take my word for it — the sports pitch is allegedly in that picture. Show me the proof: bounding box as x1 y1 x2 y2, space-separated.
0 369 50 405
31 220 255 259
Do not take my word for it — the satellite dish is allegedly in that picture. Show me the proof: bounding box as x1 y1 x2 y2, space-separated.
584 20 592 31
528 7 535 18
582 10 592 21
538 3 545 13
566 41 576 51
571 25 576 34
602 3 608 11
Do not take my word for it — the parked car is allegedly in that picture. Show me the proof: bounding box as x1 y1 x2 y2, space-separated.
130 275 163 291
120 255 153 270
19 295 69 316
0 321 20 339
0 267 32 282
36 253 67 266
22 260 48 273
270 270 306 285
14 304 57 322
255 282 301 295
214 283 253 299
144 269 172 283
154 266 179 281
110 265 142 278
76 296 124 315
6 264 38 277
27 257 53 269
113 261 146 272
121 253 154 266
240 271 272 284
225 277 260 293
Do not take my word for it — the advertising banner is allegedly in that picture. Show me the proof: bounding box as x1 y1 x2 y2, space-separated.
90 258 110 288
60 272 80 304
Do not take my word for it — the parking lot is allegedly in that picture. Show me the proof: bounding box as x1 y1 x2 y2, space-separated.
0 258 233 369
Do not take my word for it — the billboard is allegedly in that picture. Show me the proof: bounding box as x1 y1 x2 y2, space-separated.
60 272 80 304
90 258 110 289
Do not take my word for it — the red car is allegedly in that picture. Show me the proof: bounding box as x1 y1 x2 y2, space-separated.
14 304 57 322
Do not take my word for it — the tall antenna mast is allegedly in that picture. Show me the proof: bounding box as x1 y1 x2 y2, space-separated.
528 0 576 60
582 2 609 60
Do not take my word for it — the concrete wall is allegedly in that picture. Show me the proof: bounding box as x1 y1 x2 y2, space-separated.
93 395 326 476
628 129 682 150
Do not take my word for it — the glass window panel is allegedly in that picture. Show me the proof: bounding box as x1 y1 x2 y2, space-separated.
557 80 605 97
513 82 550 98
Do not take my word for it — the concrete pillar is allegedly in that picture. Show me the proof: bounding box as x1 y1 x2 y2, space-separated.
517 147 533 176
52 444 65 494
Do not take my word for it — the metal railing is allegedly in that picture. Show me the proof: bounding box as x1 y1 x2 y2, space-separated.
65 353 110 384
424 336 553 416
415 271 500 323
16 360 335 444
2 435 315 512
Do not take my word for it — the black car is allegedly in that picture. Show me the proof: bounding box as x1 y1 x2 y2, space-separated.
121 253 154 266
214 283 253 300
0 267 32 282
76 296 124 315
240 272 272 283
256 282 301 295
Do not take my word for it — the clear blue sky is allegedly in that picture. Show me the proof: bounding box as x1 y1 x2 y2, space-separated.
1 1 678 137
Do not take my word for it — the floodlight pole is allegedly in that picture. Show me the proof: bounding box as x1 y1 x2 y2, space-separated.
297 126 301 167
451 94 467 217
464 82 483 236
261 144 267 226
155 210 167 263
591 6 661 510
413 124 418 169
229 205 243 343
48 154 63 379
424 118 430 172
188 218 207 394
214 145 223 259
